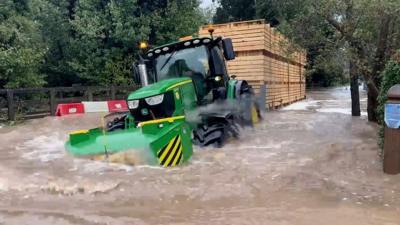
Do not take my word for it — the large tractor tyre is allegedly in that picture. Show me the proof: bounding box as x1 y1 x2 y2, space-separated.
193 118 240 148
193 124 225 148
226 119 241 139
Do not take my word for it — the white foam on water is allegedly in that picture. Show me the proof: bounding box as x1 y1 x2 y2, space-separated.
71 157 168 174
71 159 133 173
0 177 10 191
317 107 352 115
0 166 42 192
317 108 368 117
135 165 166 170
281 100 320 111
16 133 65 162
40 178 122 195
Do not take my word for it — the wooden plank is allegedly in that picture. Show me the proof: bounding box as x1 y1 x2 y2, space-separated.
200 24 266 33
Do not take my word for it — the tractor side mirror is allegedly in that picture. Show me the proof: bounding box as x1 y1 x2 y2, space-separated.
222 38 235 60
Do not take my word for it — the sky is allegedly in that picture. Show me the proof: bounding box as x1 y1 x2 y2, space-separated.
200 0 214 8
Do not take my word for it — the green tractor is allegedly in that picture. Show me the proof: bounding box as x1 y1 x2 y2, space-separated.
66 34 266 167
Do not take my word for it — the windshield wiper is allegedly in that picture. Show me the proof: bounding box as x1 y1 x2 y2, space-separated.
159 51 177 72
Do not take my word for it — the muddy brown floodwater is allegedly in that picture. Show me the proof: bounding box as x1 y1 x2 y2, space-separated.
0 87 400 225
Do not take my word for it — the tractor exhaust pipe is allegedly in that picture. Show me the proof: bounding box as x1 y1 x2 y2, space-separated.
138 62 149 87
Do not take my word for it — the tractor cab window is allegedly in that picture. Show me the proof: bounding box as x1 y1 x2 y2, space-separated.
154 46 210 101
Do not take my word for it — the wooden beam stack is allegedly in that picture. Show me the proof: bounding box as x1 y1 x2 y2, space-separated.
199 19 307 108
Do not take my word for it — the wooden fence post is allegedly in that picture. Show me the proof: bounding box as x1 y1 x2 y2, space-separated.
49 89 56 116
87 88 93 101
7 89 15 121
111 86 116 100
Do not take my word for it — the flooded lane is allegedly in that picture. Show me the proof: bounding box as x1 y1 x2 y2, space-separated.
0 87 400 225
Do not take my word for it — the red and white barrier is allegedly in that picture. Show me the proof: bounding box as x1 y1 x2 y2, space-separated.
56 103 85 116
82 101 109 113
56 100 128 116
107 100 128 112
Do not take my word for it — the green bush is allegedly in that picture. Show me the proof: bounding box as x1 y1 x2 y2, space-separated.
377 60 400 152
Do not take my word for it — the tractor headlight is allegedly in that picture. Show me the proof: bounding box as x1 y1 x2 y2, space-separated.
145 94 164 105
127 100 139 109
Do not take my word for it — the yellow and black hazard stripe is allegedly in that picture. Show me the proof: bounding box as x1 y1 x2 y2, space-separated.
157 135 183 167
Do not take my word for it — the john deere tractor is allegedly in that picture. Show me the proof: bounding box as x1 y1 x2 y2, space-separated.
66 34 265 167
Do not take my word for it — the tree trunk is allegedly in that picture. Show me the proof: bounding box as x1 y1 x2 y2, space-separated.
67 0 77 20
367 91 379 122
350 61 360 116
365 14 391 123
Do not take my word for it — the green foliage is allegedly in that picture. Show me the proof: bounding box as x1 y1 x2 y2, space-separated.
213 0 348 87
31 0 79 86
68 0 203 85
213 0 255 23
256 0 306 27
0 0 46 88
254 0 400 123
377 60 400 149
150 0 205 45
306 51 347 87
0 0 204 88
257 0 350 88
68 0 147 85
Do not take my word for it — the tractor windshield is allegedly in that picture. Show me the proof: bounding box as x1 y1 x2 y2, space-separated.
154 46 209 82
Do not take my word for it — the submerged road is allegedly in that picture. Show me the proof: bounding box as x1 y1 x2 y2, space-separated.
0 87 399 225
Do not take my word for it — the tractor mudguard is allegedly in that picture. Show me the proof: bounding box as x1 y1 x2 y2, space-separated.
235 80 252 98
199 111 233 120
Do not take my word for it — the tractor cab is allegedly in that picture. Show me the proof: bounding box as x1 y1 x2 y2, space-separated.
133 36 236 105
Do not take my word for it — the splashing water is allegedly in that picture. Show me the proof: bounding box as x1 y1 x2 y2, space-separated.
16 134 66 162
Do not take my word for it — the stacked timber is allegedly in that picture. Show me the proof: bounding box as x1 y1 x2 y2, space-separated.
199 20 307 108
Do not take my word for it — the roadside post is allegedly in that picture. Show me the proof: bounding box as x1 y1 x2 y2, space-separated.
383 84 400 174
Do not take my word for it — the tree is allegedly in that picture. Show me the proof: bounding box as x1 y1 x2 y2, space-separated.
350 60 360 116
148 0 205 46
211 0 345 90
257 0 306 27
0 0 46 88
68 0 203 86
306 49 347 87
0 0 205 88
213 0 255 23
31 0 80 86
321 0 399 121
68 0 147 85
261 0 400 122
